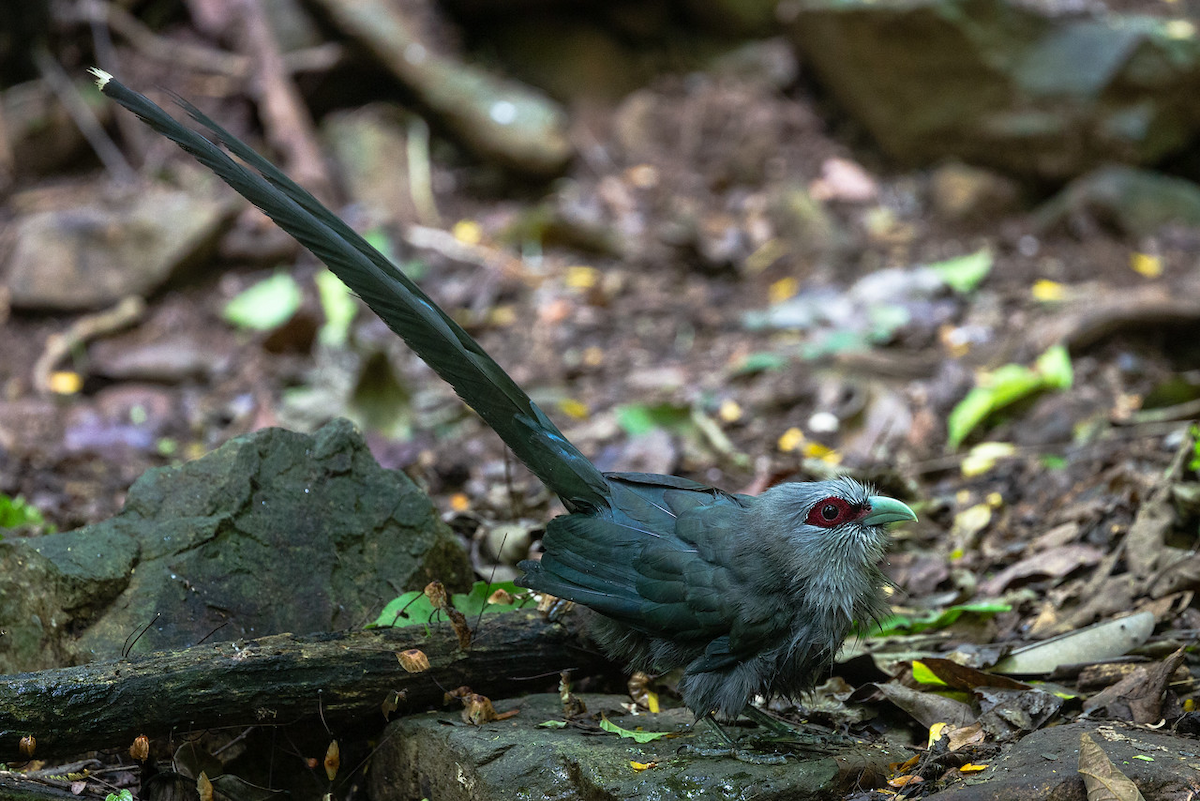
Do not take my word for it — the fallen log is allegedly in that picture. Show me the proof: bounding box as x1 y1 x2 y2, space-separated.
0 611 597 760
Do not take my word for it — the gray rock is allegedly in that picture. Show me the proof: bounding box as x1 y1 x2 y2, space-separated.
0 418 472 673
787 0 1200 179
928 721 1200 799
369 693 902 801
4 186 235 310
1034 164 1200 238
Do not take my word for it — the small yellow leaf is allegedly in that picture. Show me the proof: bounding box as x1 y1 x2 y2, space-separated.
630 761 656 771
718 399 742 423
646 691 660 714
802 441 842 464
769 277 799 304
745 238 789 273
48 371 83 395
490 304 517 327
558 398 589 420
961 442 1016 477
959 763 988 772
1031 279 1065 302
565 266 599 289
1130 252 1162 278
453 219 483 245
778 427 805 453
450 493 470 512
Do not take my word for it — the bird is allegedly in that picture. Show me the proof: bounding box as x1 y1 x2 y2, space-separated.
92 70 916 737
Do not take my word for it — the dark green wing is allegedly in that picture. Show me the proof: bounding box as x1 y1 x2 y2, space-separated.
520 476 789 665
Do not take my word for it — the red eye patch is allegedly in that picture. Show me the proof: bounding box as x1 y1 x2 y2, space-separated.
805 497 867 528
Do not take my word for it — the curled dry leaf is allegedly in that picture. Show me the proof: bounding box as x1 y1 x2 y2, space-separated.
460 693 519 725
197 772 213 801
1082 648 1186 724
382 689 406 719
324 740 339 781
424 581 449 609
444 685 472 704
447 607 472 650
397 649 430 673
559 671 587 717
628 671 659 713
18 735 35 759
129 734 150 761
488 588 515 605
876 681 976 729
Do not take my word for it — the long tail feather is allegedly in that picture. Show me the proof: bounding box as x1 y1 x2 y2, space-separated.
91 69 608 511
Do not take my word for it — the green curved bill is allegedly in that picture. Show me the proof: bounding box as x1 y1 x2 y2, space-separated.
863 496 917 526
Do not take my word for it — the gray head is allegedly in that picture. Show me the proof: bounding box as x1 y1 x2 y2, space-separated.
750 476 916 626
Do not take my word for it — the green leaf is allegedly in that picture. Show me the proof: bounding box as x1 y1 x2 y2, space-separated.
368 581 532 629
315 268 358 347
1035 344 1073 389
223 272 302 331
867 602 1011 636
614 403 691 437
0 494 46 531
730 352 788 376
947 386 999 450
946 345 1075 449
369 590 431 629
929 249 993 294
599 717 669 743
911 661 947 686
866 303 911 342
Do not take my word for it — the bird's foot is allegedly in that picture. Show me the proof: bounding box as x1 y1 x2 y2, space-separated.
740 705 861 753
678 743 791 765
683 713 792 763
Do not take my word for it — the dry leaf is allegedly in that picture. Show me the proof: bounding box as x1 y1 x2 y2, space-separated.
397 649 430 673
197 772 213 801
129 734 150 761
324 740 339 781
1078 732 1146 801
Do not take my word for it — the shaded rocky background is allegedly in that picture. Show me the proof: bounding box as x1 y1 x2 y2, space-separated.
5 0 1200 798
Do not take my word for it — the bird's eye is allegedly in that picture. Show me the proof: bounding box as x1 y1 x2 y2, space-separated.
804 496 864 528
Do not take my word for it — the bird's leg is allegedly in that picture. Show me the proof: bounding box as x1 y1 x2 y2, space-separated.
678 714 790 764
742 704 796 736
